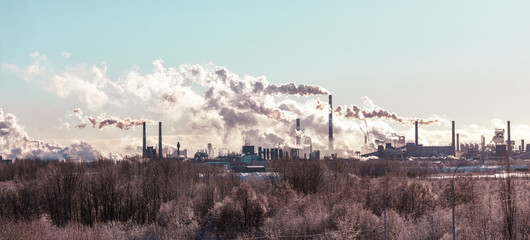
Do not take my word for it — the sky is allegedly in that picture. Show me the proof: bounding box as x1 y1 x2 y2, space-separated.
1 1 530 159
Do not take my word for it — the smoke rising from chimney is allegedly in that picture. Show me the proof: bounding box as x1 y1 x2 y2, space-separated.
7 56 461 156
71 108 154 130
333 96 440 126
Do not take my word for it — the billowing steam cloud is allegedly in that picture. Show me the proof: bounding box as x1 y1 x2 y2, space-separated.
0 108 119 161
49 60 330 150
334 96 440 125
4 54 452 157
70 108 153 130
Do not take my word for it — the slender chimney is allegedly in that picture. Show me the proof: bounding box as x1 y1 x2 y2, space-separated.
159 122 162 159
177 142 180 157
142 122 146 158
296 118 301 146
415 121 419 145
522 140 525 152
456 133 460 152
329 95 333 151
507 121 511 156
452 121 455 155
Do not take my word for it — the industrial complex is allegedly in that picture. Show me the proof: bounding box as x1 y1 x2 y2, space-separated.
1 93 527 174
124 94 530 174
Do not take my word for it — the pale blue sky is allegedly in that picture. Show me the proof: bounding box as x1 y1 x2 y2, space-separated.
1 0 530 151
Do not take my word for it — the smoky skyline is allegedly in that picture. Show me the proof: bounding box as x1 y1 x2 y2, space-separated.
1 57 528 161
2 1 530 161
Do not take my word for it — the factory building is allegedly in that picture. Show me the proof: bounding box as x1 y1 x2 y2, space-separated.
290 117 321 160
242 145 255 155
363 120 457 159
406 120 456 157
406 143 454 158
309 150 320 160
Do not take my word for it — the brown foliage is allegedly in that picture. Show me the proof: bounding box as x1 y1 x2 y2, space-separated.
0 158 528 239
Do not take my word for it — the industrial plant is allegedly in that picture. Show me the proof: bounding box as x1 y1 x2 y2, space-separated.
122 94 530 175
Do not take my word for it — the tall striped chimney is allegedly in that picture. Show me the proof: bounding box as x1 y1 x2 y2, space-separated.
159 122 162 159
329 95 333 151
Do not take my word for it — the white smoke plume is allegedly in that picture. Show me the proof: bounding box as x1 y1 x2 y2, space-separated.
5 55 465 157
47 60 330 151
70 108 153 130
335 96 440 125
0 108 120 161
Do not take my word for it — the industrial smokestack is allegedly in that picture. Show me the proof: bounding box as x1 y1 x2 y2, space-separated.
159 122 162 159
296 118 301 146
415 121 418 145
142 122 146 158
452 121 455 155
329 95 333 151
456 133 460 152
177 142 180 157
507 121 511 156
